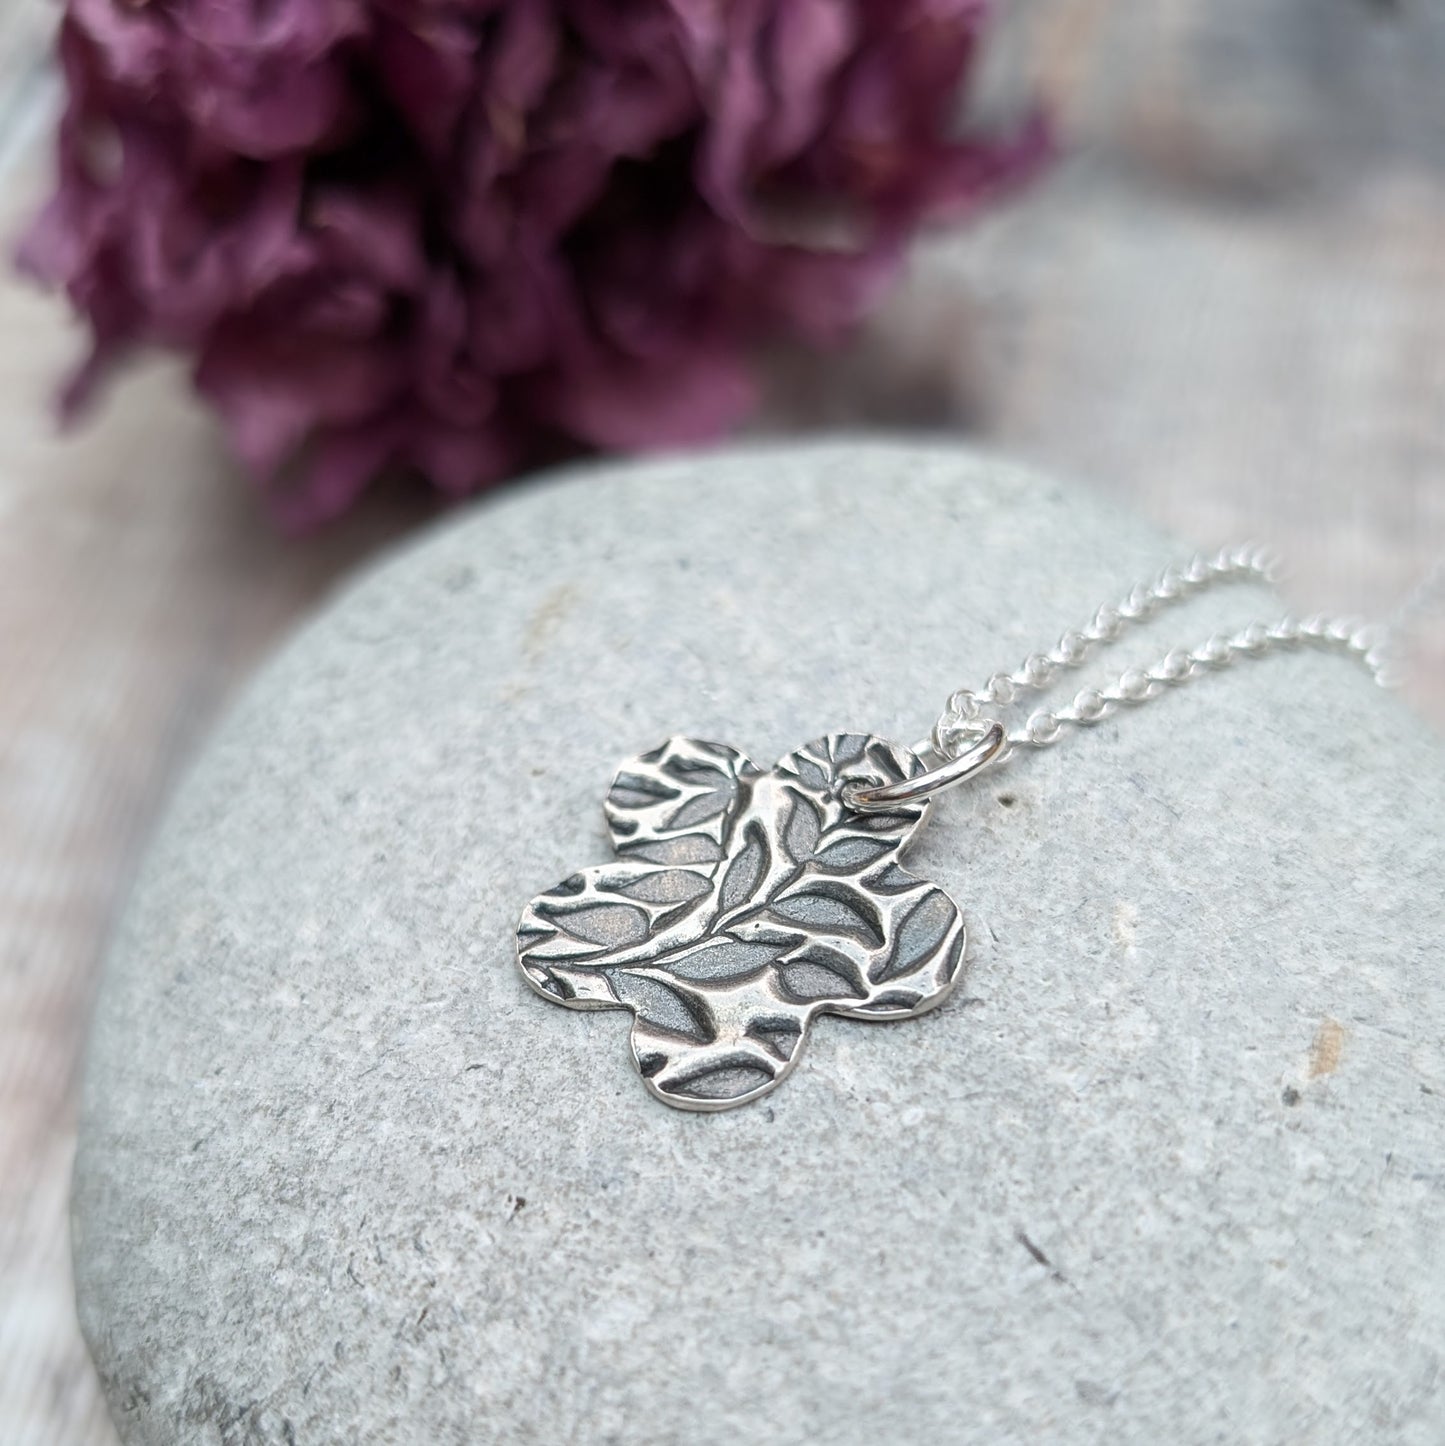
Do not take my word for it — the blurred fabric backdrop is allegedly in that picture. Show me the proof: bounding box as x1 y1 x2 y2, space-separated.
3 1 1444 1441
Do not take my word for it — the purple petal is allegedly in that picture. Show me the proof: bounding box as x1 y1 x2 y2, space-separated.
197 326 403 471
271 411 403 532
19 0 1047 526
538 344 756 451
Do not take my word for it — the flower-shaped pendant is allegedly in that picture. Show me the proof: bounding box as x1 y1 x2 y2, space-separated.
516 733 965 1111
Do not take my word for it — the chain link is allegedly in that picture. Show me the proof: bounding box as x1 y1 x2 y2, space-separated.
927 543 1395 761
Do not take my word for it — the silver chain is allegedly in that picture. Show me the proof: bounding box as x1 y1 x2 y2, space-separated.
842 540 1440 813
925 542 1396 762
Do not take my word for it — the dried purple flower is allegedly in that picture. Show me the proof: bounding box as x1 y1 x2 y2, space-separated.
20 0 1046 528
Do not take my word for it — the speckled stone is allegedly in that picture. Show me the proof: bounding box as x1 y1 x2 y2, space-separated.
75 442 1445 1445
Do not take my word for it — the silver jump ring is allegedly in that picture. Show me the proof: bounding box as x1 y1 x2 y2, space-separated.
843 721 1008 813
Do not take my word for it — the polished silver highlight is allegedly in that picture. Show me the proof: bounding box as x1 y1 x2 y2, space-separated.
845 720 1007 812
926 542 1396 763
517 734 966 1111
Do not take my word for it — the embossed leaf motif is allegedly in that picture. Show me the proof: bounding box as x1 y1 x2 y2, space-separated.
516 733 966 1110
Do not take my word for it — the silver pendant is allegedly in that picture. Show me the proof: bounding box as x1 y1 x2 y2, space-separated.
516 733 967 1111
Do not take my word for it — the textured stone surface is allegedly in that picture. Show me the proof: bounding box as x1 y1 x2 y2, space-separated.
74 442 1445 1445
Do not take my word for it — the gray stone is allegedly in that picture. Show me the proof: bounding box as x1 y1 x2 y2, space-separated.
75 442 1445 1445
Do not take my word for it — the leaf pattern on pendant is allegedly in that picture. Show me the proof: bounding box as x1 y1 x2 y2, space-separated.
517 733 966 1111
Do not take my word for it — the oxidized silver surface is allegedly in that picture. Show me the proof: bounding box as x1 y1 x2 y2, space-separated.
516 734 966 1111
